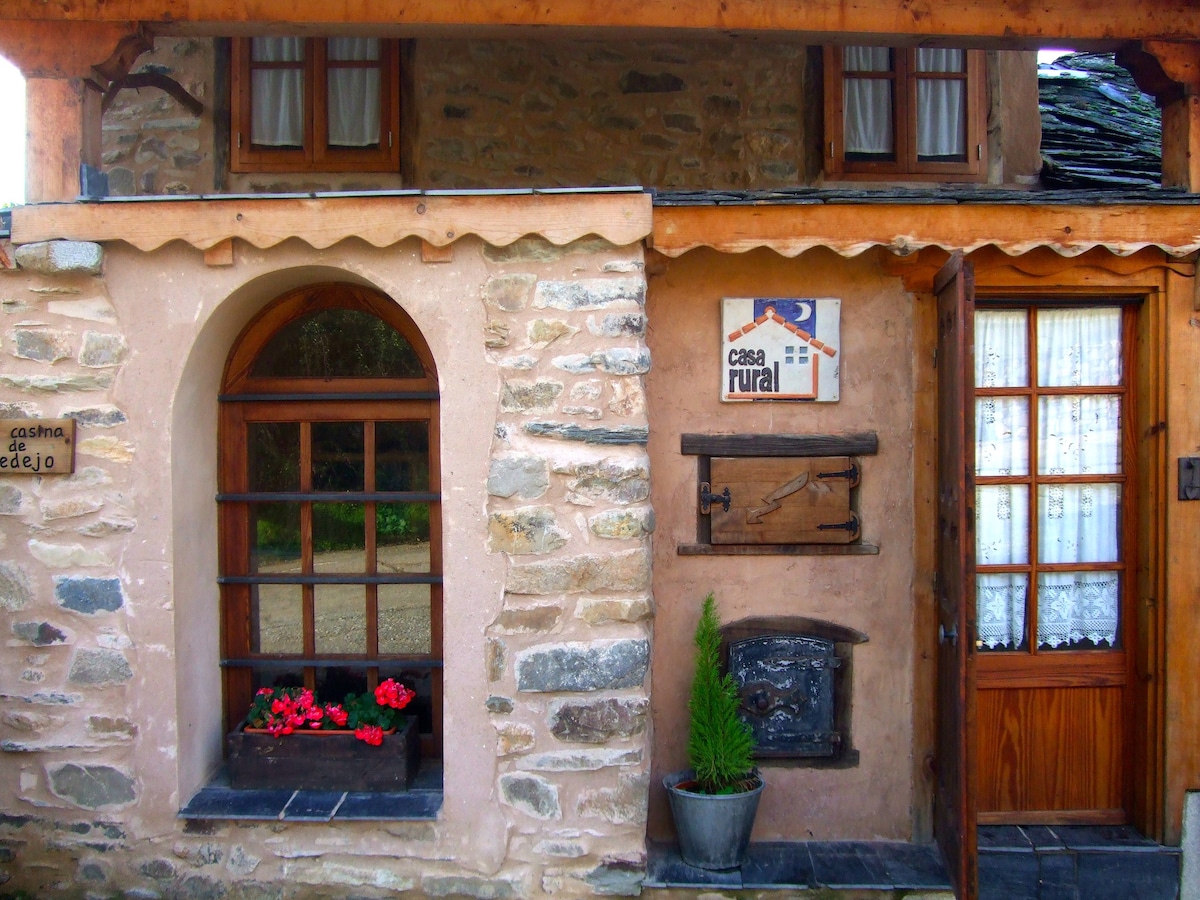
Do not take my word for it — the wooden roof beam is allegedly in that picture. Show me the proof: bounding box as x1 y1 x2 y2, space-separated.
0 1 1196 45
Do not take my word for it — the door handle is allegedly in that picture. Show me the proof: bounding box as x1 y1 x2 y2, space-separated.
938 623 958 646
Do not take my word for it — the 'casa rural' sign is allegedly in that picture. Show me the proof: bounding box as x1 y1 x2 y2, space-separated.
0 419 76 474
722 297 841 402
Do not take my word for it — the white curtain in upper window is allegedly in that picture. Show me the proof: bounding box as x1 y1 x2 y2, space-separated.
915 48 965 158
327 37 381 148
843 46 893 154
250 37 305 147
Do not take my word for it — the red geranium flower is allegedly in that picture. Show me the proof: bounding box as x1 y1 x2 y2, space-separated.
355 724 384 746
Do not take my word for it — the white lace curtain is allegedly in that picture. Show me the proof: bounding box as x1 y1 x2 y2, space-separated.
842 47 965 158
250 37 381 148
975 308 1122 650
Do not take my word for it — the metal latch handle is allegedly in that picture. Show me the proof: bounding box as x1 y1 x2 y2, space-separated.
699 482 731 514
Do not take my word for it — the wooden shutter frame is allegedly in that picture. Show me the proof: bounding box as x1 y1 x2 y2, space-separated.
823 46 988 182
230 36 401 174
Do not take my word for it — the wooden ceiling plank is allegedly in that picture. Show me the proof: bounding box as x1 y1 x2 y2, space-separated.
0 0 1197 44
653 204 1200 259
10 193 654 253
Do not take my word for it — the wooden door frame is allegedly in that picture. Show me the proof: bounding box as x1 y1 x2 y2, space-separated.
913 256 1172 849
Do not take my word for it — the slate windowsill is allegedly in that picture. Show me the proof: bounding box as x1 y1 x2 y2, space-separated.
179 761 443 822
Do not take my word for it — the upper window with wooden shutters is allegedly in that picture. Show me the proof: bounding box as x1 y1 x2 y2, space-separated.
231 37 401 173
823 46 987 181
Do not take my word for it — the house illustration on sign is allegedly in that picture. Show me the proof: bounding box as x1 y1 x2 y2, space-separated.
722 297 841 401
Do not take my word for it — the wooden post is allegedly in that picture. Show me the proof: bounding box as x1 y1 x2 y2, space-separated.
1162 95 1200 192
24 78 98 203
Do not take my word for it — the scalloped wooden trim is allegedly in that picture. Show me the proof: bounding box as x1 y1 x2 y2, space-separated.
12 192 653 253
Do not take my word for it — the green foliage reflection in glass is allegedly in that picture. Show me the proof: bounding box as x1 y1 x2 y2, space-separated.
251 308 425 378
254 503 431 561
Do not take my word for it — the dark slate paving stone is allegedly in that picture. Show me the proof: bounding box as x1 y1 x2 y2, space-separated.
1022 825 1067 850
1038 851 1079 896
280 790 344 822
979 848 1039 900
179 786 293 820
334 790 442 820
875 841 953 889
1051 824 1161 851
808 841 891 888
643 842 741 888
740 841 812 889
1076 849 1181 900
979 825 1034 851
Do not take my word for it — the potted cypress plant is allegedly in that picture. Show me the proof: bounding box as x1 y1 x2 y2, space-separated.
664 593 765 870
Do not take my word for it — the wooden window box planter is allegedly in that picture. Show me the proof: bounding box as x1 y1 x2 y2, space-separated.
226 717 420 791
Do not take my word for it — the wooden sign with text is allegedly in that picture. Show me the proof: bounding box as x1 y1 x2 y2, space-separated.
0 419 76 474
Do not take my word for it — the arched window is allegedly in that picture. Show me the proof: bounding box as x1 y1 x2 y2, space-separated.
219 283 441 757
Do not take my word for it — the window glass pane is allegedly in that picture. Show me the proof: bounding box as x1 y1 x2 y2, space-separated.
251 37 304 63
250 502 301 573
844 79 893 156
1039 396 1121 475
1037 571 1119 649
1037 307 1122 387
252 309 425 378
328 68 381 147
312 422 364 491
328 37 380 61
844 46 892 72
315 584 366 655
315 667 368 701
916 79 965 160
976 485 1029 565
251 584 303 654
975 309 1028 387
1038 483 1120 563
252 667 305 693
248 422 300 492
916 48 965 72
378 584 432 656
376 422 430 491
976 397 1029 476
377 503 431 572
977 573 1027 651
250 69 304 147
312 502 366 573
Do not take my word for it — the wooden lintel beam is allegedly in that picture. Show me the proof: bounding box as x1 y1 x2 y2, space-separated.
0 1 1197 44
0 20 143 80
653 204 1200 260
11 193 654 253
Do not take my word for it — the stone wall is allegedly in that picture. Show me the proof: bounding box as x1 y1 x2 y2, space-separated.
0 228 654 898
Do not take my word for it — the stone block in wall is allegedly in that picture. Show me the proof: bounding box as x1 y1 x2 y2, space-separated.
12 621 69 646
588 508 654 539
488 507 569 555
575 596 653 626
487 455 550 500
587 313 645 338
0 484 22 515
0 374 114 393
498 772 561 820
10 329 72 364
483 273 537 312
551 348 651 376
584 860 645 897
515 639 649 692
0 562 33 611
577 772 649 826
78 332 128 368
500 379 564 414
516 747 642 772
46 763 136 809
496 722 536 757
491 604 562 633
522 422 648 445
54 577 124 614
548 697 648 743
483 237 615 264
506 548 650 595
528 319 579 347
28 539 113 568
42 496 104 521
533 278 644 311
423 874 526 900
14 242 103 277
61 405 128 428
68 648 133 686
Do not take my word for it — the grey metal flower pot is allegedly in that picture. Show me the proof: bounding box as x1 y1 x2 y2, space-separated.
663 769 765 870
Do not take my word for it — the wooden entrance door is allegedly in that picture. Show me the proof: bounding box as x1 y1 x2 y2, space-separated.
973 299 1135 824
934 253 978 900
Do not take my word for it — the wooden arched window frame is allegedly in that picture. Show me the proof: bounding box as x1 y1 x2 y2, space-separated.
219 283 442 757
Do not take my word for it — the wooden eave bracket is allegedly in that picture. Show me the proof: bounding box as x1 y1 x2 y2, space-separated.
11 193 654 255
102 70 204 116
1117 41 1200 107
0 20 150 82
